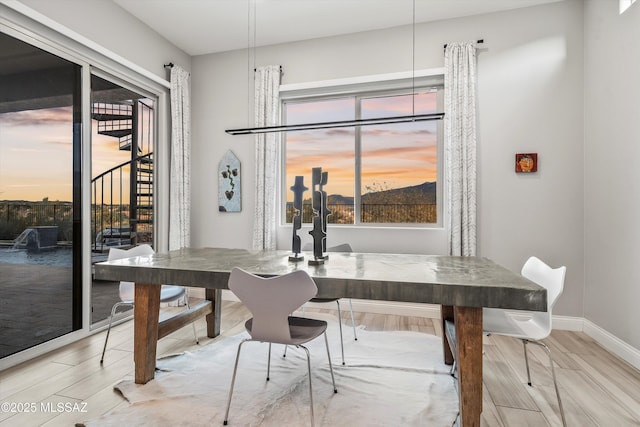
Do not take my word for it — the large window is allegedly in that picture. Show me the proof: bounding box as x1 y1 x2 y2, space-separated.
284 86 442 226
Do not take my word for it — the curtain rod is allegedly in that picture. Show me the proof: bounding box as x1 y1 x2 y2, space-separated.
253 66 283 72
164 62 174 68
443 39 484 51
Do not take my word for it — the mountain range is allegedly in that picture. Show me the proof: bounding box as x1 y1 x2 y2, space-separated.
327 181 436 205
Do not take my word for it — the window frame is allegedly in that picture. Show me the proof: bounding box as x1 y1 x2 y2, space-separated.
280 73 444 229
0 2 170 370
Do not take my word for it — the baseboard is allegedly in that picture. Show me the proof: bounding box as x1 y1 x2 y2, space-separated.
219 289 442 318
204 288 640 370
217 290 588 325
583 319 640 371
550 315 584 331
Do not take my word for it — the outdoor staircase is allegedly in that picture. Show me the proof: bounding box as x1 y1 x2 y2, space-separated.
92 103 134 151
91 102 153 250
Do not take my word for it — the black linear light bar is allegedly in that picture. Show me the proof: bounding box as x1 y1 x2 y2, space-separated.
225 112 444 135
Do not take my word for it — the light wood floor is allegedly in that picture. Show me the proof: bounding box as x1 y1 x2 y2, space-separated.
1 300 640 426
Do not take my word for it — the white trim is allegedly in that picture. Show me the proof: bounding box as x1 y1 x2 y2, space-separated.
82 62 93 338
0 328 88 371
219 289 442 318
550 315 584 331
0 0 170 89
345 300 441 318
280 68 445 93
583 319 640 370
211 289 640 370
280 68 444 101
216 290 586 328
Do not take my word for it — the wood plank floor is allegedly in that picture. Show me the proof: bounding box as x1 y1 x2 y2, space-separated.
1 300 640 426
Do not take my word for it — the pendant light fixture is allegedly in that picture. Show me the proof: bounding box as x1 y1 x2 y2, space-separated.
225 112 444 135
225 0 443 135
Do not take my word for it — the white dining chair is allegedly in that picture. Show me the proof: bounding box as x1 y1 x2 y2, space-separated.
99 244 198 364
223 267 337 427
300 242 357 365
483 256 567 427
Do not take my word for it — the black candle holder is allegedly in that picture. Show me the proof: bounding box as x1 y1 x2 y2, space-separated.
309 167 330 265
320 171 331 257
289 176 307 262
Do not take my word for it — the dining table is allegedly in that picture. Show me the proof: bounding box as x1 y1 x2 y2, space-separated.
94 247 547 427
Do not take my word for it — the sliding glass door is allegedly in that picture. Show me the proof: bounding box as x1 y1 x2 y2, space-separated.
90 74 156 325
0 18 165 362
0 32 82 358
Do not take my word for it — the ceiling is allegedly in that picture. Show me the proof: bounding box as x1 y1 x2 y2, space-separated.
112 0 563 56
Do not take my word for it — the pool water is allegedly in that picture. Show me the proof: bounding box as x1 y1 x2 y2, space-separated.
0 247 73 267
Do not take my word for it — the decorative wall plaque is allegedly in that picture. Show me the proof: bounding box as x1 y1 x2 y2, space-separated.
218 150 241 212
515 153 538 173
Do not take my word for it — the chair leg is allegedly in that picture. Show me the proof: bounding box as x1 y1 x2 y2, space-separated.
324 331 338 393
299 345 315 427
267 343 272 381
185 295 199 344
284 308 302 358
526 340 567 427
348 298 357 341
335 300 345 365
223 339 249 426
522 339 532 386
100 301 133 364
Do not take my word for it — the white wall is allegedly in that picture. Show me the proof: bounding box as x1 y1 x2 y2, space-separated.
18 0 191 76
10 0 640 356
584 1 640 349
191 0 585 316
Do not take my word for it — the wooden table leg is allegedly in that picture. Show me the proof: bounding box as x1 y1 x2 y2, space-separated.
441 305 454 365
205 288 222 338
454 305 483 427
134 282 161 384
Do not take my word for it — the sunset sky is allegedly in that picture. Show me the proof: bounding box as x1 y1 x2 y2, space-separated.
285 92 438 201
1 92 438 204
0 106 130 202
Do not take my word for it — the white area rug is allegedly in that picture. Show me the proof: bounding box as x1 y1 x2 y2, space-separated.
81 314 458 426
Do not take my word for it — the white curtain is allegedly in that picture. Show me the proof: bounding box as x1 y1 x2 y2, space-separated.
444 42 477 256
252 65 281 250
169 65 191 250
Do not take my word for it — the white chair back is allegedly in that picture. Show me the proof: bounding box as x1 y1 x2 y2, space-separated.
228 267 318 344
108 244 155 302
327 243 353 252
302 243 353 252
521 256 566 334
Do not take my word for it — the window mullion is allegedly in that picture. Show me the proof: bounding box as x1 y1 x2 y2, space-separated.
354 96 362 225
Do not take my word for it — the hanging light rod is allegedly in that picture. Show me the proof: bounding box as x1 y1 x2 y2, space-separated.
225 112 444 135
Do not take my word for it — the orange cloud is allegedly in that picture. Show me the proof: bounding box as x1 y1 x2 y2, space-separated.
362 93 438 117
0 107 73 126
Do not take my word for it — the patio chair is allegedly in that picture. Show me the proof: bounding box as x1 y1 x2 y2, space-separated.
99 244 198 364
300 242 358 365
483 256 567 427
